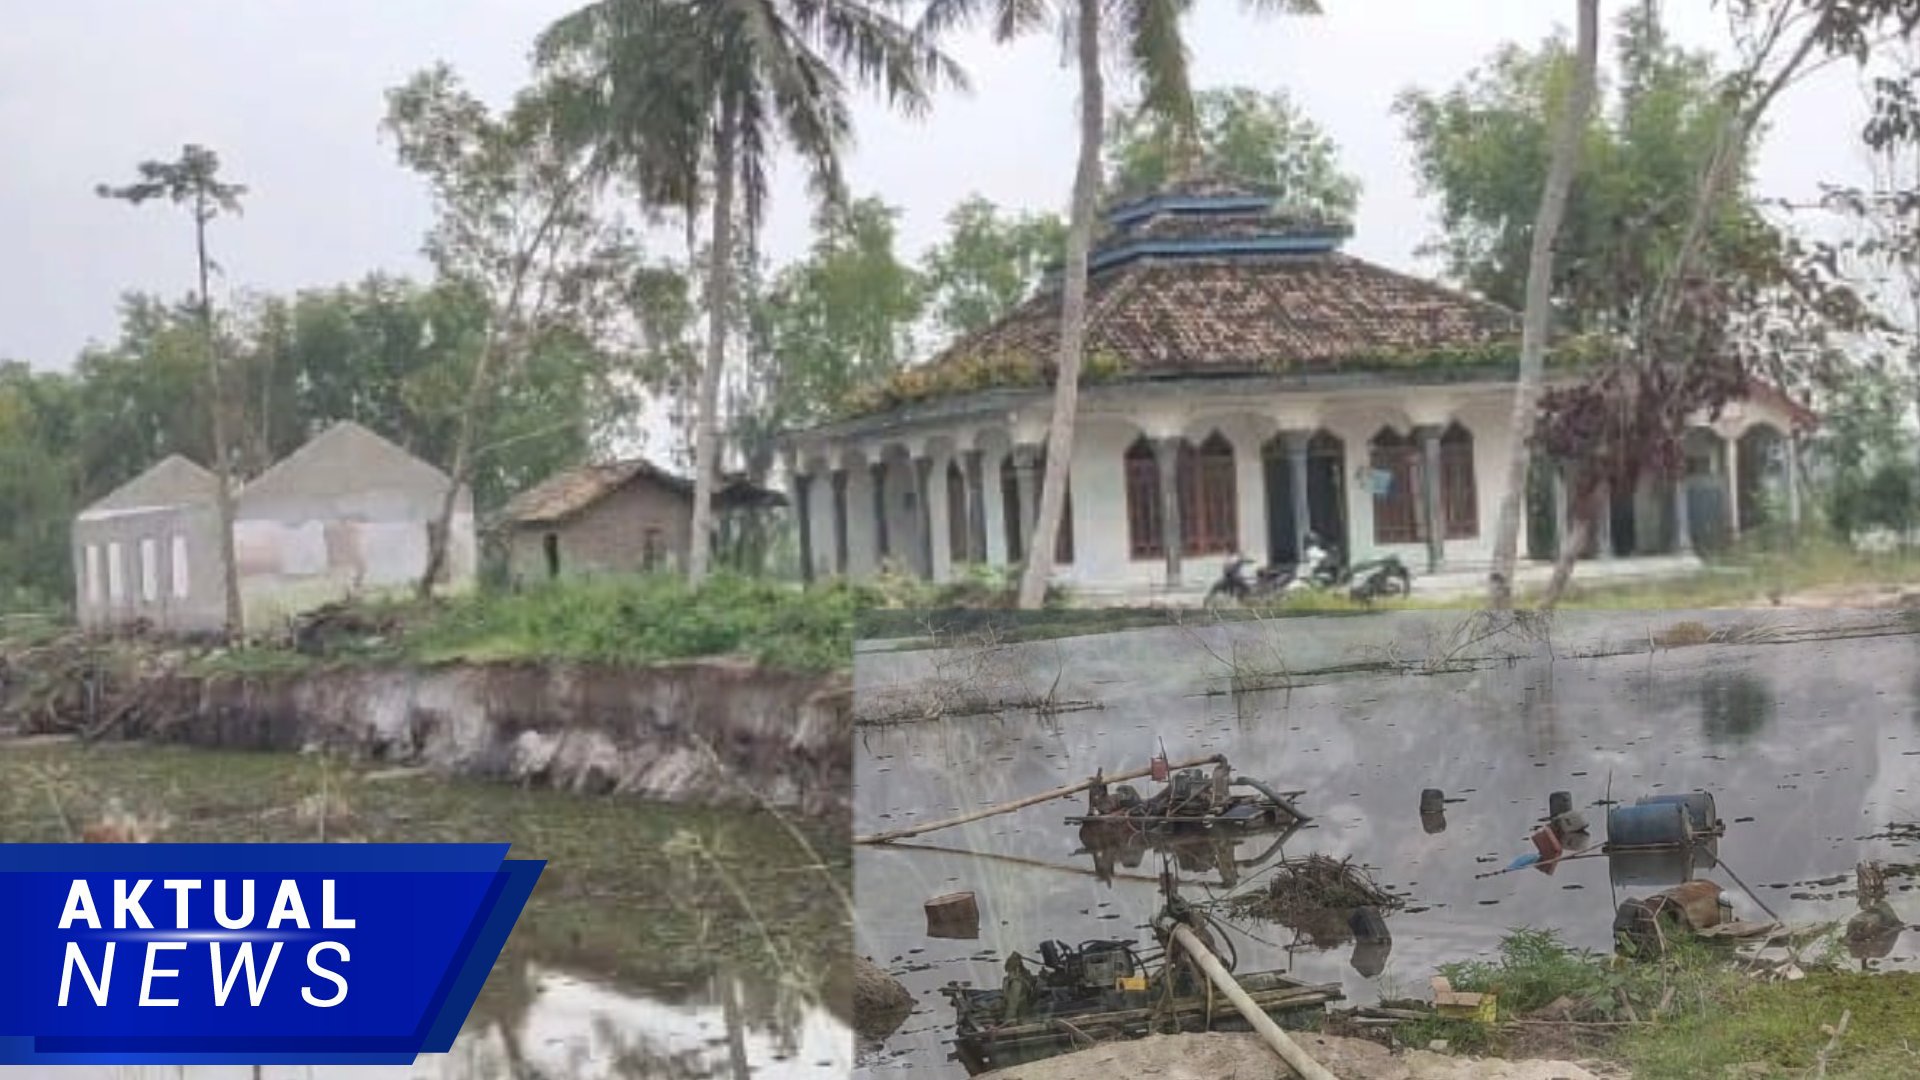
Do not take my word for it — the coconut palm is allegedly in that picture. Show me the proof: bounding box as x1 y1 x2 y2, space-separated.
536 0 964 585
916 0 1320 609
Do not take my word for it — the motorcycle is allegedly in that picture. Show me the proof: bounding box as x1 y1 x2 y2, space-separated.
1206 539 1411 607
1204 554 1296 606
1326 546 1413 603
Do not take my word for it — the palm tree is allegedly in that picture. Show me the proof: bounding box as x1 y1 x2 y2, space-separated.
536 0 964 585
917 0 1319 610
1487 0 1600 610
97 146 247 639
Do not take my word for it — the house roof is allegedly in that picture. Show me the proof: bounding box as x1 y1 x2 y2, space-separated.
78 454 222 520
834 179 1521 419
238 420 451 506
502 458 785 526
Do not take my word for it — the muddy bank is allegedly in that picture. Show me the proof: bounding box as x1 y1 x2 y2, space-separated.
6 655 850 819
972 1032 1622 1080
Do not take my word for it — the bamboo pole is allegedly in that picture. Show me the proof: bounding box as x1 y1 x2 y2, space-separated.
1168 923 1340 1080
855 754 1225 845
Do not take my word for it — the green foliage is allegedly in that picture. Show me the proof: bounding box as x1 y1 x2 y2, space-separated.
742 196 924 452
920 195 1068 338
1107 85 1361 218
834 348 1132 417
1396 4 1747 318
1818 359 1919 541
0 362 78 612
404 574 880 672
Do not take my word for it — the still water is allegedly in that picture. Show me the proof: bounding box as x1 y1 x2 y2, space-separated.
0 741 853 1080
853 609 1920 1077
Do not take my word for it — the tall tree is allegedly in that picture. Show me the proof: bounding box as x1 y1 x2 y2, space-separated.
919 195 1065 337
1528 0 1916 608
919 0 1320 610
384 65 628 598
0 362 78 612
97 145 248 639
1106 85 1361 218
536 0 963 586
1487 0 1601 610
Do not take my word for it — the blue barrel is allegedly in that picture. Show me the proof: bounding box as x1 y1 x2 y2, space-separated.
1636 793 1718 834
1607 801 1692 849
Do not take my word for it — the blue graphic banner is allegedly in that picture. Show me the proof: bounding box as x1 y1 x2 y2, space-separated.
0 844 543 1065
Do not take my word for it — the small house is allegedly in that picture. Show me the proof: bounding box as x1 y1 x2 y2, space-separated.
501 457 785 583
233 420 476 629
72 454 226 635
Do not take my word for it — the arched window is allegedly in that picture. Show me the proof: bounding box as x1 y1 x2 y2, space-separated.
1179 432 1238 556
1124 437 1164 558
1370 428 1420 544
1440 423 1478 540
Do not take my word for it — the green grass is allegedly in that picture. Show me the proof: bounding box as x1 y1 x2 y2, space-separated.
1393 928 1920 1079
401 573 875 673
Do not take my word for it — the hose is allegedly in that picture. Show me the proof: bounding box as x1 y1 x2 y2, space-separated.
1234 776 1314 824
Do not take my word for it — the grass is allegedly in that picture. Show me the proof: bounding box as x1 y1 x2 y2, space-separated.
1391 928 1920 1080
401 573 873 673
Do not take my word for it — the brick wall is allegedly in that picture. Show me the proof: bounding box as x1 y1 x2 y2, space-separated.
507 477 693 583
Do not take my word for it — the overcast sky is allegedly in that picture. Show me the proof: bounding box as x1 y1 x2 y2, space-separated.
0 0 1877 371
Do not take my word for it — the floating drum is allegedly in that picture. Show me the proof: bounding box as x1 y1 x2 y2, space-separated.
1606 801 1693 850
925 892 981 940
1636 792 1721 835
1420 789 1446 815
1549 791 1574 818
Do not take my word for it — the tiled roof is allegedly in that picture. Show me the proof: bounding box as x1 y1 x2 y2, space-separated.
834 179 1521 420
502 459 785 524
503 460 690 524
931 251 1519 378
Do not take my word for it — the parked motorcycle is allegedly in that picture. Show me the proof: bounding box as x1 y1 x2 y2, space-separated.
1330 547 1413 603
1206 537 1411 607
1204 555 1296 606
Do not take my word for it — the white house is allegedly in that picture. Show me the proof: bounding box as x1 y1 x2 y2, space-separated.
72 420 477 634
781 176 1813 595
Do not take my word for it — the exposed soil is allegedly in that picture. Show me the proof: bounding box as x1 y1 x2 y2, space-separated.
854 956 913 1041
972 1032 1625 1080
1752 583 1920 609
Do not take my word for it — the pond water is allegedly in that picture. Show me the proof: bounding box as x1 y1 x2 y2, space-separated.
0 741 853 1080
853 610 1920 1078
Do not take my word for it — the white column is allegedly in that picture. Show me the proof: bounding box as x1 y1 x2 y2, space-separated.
982 452 1009 567
1725 436 1742 540
1786 433 1802 531
929 454 953 582
1235 432 1266 561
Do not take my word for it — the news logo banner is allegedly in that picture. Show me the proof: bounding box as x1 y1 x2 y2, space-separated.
0 844 543 1066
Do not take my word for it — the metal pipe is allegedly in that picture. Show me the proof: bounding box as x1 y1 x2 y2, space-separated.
1166 923 1340 1080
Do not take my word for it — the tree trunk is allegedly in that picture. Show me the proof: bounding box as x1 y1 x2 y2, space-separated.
416 334 497 600
1538 484 1600 611
196 201 244 641
1017 0 1104 610
1489 0 1599 611
688 103 739 587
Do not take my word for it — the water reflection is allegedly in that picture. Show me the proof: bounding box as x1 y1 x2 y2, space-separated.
1699 670 1775 745
853 612 1920 1078
1076 823 1300 890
